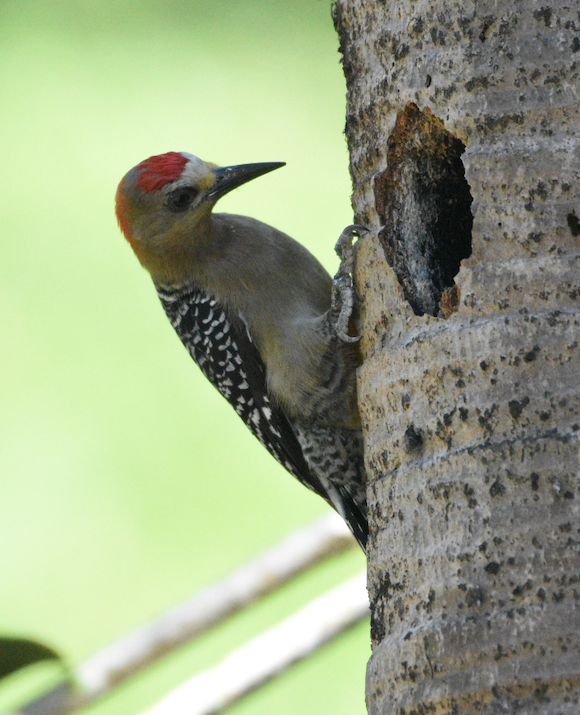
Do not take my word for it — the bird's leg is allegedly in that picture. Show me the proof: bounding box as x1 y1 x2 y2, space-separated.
328 224 369 343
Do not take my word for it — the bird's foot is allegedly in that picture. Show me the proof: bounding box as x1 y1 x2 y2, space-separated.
330 224 369 343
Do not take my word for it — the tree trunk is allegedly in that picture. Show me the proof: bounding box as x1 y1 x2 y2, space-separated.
333 0 580 713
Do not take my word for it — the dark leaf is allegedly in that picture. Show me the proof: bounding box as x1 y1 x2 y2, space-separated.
0 637 62 680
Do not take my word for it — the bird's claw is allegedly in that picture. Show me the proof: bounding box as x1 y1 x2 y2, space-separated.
330 225 369 343
334 224 369 267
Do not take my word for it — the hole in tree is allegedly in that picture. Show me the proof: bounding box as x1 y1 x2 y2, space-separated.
374 102 473 317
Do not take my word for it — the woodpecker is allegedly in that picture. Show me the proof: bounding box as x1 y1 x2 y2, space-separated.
115 152 367 549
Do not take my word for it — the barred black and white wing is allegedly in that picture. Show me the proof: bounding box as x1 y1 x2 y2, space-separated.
157 285 322 491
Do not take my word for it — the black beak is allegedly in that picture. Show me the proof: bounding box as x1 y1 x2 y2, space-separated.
209 162 285 201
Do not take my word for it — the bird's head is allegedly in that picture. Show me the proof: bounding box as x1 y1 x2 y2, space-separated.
115 152 284 284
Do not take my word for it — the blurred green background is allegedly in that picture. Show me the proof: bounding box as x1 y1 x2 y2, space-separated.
0 0 368 713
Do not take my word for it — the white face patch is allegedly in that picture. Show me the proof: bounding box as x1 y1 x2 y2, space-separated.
164 153 216 194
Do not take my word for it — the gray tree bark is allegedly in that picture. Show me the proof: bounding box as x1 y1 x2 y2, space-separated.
333 0 580 713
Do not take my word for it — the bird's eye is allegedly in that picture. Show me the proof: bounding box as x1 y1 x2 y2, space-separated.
167 187 198 212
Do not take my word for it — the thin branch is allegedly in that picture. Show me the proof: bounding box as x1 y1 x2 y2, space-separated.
140 572 369 715
15 513 356 715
